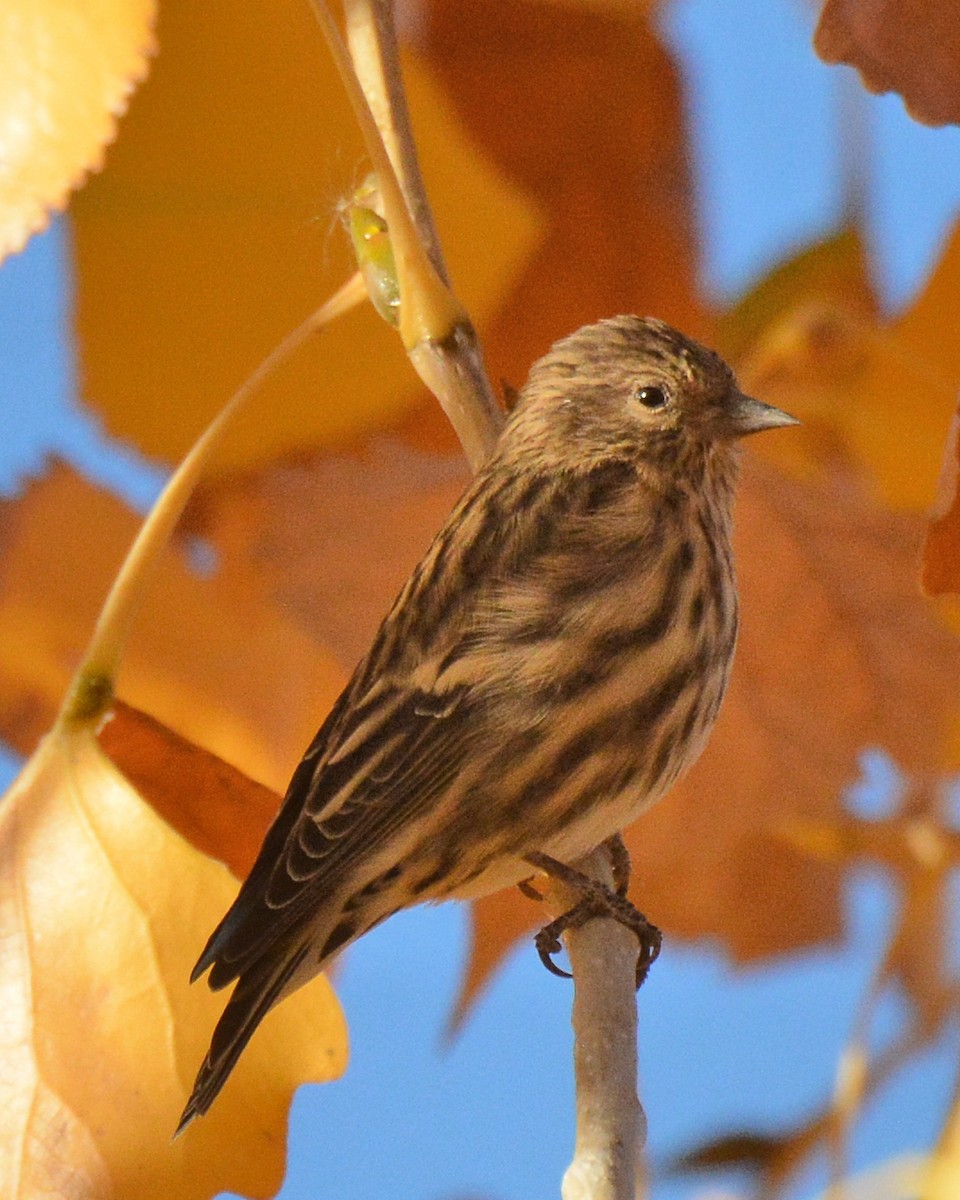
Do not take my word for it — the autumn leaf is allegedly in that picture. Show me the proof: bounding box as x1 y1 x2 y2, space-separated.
923 401 960 595
0 716 347 1200
98 699 282 879
729 222 960 590
737 223 960 514
0 461 347 792
69 0 538 473
0 0 155 261
815 0 960 127
419 0 709 390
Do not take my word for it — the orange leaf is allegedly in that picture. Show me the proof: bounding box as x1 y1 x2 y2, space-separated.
98 699 281 878
419 0 709 389
815 0 960 127
69 0 539 471
0 721 347 1200
186 429 469 671
0 461 347 792
731 224 960 581
923 402 960 595
0 0 155 261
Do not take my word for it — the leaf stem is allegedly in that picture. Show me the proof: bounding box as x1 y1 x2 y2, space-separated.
59 273 366 730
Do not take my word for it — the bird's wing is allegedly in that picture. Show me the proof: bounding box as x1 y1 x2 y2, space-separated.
195 674 478 986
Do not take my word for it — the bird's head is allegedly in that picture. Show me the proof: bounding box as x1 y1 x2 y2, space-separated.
507 315 796 476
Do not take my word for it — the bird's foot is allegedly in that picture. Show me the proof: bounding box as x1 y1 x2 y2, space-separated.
524 840 661 988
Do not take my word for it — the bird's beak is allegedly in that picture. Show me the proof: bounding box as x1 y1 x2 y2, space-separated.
728 391 799 438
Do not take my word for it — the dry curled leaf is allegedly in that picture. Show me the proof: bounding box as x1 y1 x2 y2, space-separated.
0 718 347 1200
816 0 960 126
0 0 156 261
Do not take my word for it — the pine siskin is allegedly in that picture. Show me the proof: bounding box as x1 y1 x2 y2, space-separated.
179 315 796 1129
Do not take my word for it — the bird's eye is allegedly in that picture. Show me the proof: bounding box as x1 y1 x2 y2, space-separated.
634 385 668 410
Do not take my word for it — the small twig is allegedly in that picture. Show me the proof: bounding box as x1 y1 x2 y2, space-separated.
542 845 646 1200
342 0 447 280
309 0 503 468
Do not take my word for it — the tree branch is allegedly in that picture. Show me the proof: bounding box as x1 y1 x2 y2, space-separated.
544 845 646 1200
318 7 648 1195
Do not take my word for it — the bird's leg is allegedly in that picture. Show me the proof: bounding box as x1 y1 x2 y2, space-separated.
517 877 545 901
524 849 662 988
603 832 632 897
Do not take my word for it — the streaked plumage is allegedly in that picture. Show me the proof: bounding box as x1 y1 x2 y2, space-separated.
179 315 795 1130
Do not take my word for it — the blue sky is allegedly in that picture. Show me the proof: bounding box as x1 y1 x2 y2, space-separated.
2 1 960 1198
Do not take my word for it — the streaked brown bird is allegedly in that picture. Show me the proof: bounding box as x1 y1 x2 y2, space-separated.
179 315 796 1130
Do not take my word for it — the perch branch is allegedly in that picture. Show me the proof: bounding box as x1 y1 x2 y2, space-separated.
544 844 646 1200
315 8 650 1197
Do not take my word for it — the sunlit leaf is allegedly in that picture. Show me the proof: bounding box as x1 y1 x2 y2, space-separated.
0 0 155 261
815 0 960 126
0 720 347 1200
69 0 539 471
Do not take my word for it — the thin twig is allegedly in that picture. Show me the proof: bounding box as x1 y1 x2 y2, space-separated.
309 0 503 468
343 0 448 280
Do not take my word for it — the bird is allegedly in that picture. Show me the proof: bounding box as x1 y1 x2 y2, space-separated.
178 314 796 1130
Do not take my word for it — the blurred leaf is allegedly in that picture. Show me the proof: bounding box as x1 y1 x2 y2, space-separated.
0 0 155 262
923 403 960 594
419 0 709 390
70 0 539 471
0 461 347 792
738 223 960 516
815 0 960 127
719 226 877 365
0 719 346 1200
186 429 469 671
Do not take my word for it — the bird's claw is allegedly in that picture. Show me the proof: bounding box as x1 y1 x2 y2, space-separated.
524 847 662 989
518 876 545 902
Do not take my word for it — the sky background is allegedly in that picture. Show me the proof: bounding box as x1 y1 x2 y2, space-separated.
2 0 960 1198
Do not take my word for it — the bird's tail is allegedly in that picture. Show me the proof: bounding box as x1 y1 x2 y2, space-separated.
176 940 311 1136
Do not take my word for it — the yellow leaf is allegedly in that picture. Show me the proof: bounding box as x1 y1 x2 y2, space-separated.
0 0 155 261
0 722 347 1200
70 0 539 470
